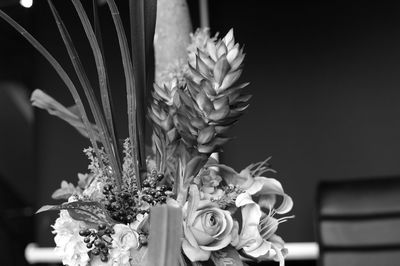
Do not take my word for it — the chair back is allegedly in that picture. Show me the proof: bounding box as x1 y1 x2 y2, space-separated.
316 177 400 266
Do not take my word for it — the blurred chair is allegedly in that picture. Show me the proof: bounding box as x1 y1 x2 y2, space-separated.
316 176 400 266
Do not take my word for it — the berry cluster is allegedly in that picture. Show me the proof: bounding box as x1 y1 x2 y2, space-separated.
140 172 173 205
102 184 141 224
79 224 114 262
102 171 173 224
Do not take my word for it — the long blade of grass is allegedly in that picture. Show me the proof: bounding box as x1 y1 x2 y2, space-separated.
143 0 157 93
47 0 120 187
129 0 146 176
70 0 122 188
0 9 101 161
105 0 141 189
92 0 120 148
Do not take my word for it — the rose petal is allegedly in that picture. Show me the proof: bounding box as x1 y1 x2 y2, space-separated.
183 223 200 248
200 233 231 250
182 239 211 262
191 227 215 246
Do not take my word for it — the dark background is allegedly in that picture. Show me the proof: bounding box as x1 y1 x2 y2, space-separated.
2 0 400 265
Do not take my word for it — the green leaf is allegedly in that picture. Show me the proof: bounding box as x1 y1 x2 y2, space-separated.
70 0 123 189
129 0 157 176
214 56 230 85
219 69 243 91
208 106 229 121
198 137 230 154
37 201 115 226
104 0 141 189
48 0 116 174
196 90 213 114
210 246 244 266
92 0 122 165
197 126 215 145
147 206 183 266
184 156 208 179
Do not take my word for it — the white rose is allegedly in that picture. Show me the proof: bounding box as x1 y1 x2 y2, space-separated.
108 224 140 265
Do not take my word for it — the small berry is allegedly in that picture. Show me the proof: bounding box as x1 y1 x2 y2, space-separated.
156 173 164 181
149 188 157 196
100 255 108 262
142 180 150 187
142 195 153 203
98 224 107 230
94 239 102 247
83 237 91 243
92 248 100 255
86 243 93 249
102 248 109 255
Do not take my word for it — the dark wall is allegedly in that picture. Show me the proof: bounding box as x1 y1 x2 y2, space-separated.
209 1 400 242
3 0 400 247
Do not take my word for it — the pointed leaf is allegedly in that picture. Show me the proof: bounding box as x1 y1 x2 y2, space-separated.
214 56 230 85
208 105 230 121
36 205 60 214
213 96 229 110
197 126 215 145
198 137 230 154
217 42 228 58
230 51 245 71
226 44 239 64
219 69 243 92
200 79 216 97
184 155 208 179
196 55 212 79
196 90 213 114
207 41 218 62
222 29 234 47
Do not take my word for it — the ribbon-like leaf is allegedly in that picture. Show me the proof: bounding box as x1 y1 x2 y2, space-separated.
36 201 115 226
70 0 123 189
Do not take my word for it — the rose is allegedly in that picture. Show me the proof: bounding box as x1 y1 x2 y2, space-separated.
182 185 238 262
108 224 140 265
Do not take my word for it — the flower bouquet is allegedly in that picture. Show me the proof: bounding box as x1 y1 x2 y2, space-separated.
0 0 293 265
